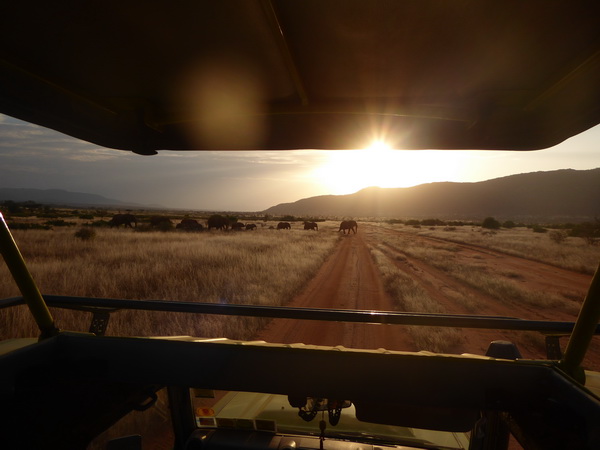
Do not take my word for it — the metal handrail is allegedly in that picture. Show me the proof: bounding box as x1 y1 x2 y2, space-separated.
1 295 597 334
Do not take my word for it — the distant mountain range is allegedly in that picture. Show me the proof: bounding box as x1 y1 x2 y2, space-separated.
2 169 599 222
264 168 600 223
0 188 147 209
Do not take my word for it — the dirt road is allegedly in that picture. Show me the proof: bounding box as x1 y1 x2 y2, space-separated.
256 223 599 370
256 226 416 351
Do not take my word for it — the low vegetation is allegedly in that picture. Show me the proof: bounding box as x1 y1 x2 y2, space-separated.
1 223 340 340
370 247 463 353
385 222 600 274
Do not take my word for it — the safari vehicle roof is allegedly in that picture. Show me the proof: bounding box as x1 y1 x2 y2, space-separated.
1 1 600 155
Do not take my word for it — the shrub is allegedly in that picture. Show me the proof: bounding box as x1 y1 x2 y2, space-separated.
549 230 568 244
5 222 52 230
532 225 547 233
569 220 600 245
74 227 96 241
482 217 500 229
44 219 77 227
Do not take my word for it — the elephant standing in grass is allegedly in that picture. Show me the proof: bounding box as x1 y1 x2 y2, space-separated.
207 214 230 230
150 216 173 229
231 222 245 231
277 222 291 230
108 213 137 228
176 219 203 231
339 220 358 234
303 221 318 231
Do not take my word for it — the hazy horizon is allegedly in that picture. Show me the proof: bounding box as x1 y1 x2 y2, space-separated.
1 113 599 211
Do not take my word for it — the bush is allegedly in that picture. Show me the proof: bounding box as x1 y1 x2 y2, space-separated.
74 227 96 241
5 222 52 230
532 225 547 233
44 219 77 227
482 217 500 229
549 230 568 244
569 220 600 245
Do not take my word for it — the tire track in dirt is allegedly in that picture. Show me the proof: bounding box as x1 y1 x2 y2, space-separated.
364 224 600 370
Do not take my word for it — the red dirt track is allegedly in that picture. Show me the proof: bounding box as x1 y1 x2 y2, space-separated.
256 224 600 371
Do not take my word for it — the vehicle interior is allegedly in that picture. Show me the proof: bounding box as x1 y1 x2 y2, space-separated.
1 1 600 449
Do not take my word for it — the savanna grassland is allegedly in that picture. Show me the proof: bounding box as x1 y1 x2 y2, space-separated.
2 211 599 347
0 215 341 340
362 222 599 365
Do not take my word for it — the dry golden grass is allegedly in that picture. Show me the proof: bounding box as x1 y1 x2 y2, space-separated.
369 228 582 315
392 224 600 274
1 225 339 340
370 247 462 353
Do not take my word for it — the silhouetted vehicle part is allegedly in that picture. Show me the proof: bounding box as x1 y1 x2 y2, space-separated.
303 221 318 231
2 2 600 450
289 396 351 425
245 223 257 230
231 222 245 231
338 220 358 234
108 213 137 228
176 219 204 231
277 222 291 230
207 214 229 231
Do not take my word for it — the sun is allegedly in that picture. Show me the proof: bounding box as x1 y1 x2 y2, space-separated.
312 141 466 194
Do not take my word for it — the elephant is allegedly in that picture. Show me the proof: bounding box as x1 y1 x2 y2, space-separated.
231 222 245 231
207 214 229 230
277 222 291 230
245 223 257 230
176 219 204 231
338 220 358 234
303 221 318 231
150 216 172 228
108 213 137 228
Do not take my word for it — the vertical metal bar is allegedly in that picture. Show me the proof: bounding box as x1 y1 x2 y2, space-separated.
260 0 309 106
560 263 600 382
0 212 58 339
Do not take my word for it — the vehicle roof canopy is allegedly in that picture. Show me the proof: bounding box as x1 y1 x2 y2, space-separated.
1 1 600 154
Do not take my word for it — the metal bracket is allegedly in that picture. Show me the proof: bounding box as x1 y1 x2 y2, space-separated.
89 310 112 336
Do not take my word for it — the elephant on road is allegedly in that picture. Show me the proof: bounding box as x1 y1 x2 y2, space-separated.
108 213 137 228
339 220 358 234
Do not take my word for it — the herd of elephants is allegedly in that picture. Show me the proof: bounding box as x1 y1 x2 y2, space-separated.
108 213 359 234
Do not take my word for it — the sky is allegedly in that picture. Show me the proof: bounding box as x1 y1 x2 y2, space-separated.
0 113 599 212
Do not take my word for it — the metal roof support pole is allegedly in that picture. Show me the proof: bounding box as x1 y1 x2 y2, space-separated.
560 262 600 383
0 212 58 339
